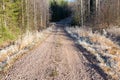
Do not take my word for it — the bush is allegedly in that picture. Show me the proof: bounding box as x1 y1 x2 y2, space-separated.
0 27 18 45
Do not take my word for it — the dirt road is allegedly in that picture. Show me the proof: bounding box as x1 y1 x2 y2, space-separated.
2 26 105 80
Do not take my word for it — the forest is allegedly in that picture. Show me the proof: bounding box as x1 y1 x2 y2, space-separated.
50 0 71 21
0 0 71 46
0 0 120 80
72 0 120 28
1 0 119 46
0 0 49 46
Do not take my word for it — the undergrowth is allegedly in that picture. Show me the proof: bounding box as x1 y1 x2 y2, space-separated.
0 27 20 46
65 26 120 79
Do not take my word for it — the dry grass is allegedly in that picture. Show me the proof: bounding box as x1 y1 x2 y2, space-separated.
65 26 120 79
0 27 52 72
102 66 111 72
0 54 8 62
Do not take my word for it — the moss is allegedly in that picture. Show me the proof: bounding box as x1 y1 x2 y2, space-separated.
49 69 59 77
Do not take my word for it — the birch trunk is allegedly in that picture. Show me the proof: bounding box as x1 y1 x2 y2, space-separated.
34 0 37 30
26 0 29 31
21 0 24 31
2 0 6 28
118 0 120 23
80 0 84 27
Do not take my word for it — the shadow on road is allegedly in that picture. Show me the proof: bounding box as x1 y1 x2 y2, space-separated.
64 29 112 80
52 17 111 80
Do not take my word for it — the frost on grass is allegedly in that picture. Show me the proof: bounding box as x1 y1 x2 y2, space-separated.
0 27 52 71
65 26 120 79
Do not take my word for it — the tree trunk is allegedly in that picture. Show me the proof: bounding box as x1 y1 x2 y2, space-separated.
80 0 84 27
26 0 29 31
34 0 37 30
2 0 7 28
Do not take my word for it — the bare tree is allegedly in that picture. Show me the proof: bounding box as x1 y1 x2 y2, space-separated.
73 0 120 28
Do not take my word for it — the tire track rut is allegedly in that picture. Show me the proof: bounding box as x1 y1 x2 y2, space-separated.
2 27 104 80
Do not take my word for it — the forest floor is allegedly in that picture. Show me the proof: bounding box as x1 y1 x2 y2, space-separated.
1 24 108 80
